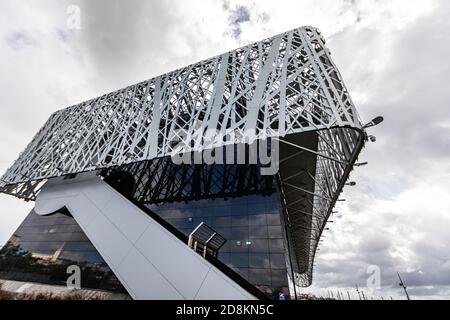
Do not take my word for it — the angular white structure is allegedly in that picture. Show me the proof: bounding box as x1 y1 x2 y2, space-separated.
0 26 369 295
34 173 255 300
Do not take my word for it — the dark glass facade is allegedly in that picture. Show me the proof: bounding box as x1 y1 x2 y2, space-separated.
99 156 293 299
1 157 293 299
0 209 126 293
147 193 291 298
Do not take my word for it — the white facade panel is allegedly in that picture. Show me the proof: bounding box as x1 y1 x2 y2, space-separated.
33 173 256 300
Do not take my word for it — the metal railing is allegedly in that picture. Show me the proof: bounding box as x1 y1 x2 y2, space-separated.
188 222 226 259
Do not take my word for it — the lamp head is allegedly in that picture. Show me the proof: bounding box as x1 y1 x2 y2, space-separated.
363 116 384 129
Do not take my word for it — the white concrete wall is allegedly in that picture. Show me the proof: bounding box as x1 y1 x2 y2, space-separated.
34 173 255 300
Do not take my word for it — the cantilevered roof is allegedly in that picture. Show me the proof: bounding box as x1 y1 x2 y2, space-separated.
0 26 367 287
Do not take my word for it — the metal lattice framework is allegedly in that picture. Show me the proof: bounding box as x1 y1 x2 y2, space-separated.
0 26 367 288
101 159 276 204
277 127 364 287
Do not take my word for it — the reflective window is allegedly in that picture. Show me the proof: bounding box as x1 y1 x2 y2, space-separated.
269 239 285 253
232 267 249 281
226 240 249 253
214 227 232 239
271 269 289 288
227 253 249 268
147 192 290 298
231 215 248 227
268 225 283 239
230 226 249 239
246 203 266 215
210 216 231 227
249 226 268 239
0 209 126 293
228 205 246 216
266 213 281 226
249 253 270 269
269 253 286 269
249 268 271 286
248 214 267 226
245 239 268 253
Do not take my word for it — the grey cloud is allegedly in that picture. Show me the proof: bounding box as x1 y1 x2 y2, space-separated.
329 3 450 178
228 5 251 38
55 28 75 43
73 0 177 91
61 0 240 97
358 234 392 253
5 31 37 50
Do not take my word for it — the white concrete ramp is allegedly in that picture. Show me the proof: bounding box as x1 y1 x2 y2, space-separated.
34 172 255 300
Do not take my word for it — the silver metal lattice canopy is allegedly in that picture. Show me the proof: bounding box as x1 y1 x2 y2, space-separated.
0 26 368 287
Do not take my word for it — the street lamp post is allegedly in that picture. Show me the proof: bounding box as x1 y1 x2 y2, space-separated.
397 272 411 300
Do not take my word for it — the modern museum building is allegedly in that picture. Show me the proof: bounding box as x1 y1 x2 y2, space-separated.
0 26 372 300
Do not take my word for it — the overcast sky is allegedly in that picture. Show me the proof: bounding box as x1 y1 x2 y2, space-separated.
0 0 449 300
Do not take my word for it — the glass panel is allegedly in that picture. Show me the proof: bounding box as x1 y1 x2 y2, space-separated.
140 187 290 296
228 204 247 216
249 225 268 239
249 268 271 286
249 253 270 268
265 197 279 211
231 215 248 227
269 239 285 253
269 253 287 269
227 239 249 253
266 213 281 226
246 203 266 215
248 239 269 253
218 252 230 264
248 214 267 226
0 209 127 293
213 206 232 216
232 267 249 281
271 269 288 288
215 227 232 239
178 228 192 236
267 225 283 239
210 216 231 227
168 218 196 229
227 253 249 268
230 226 249 239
